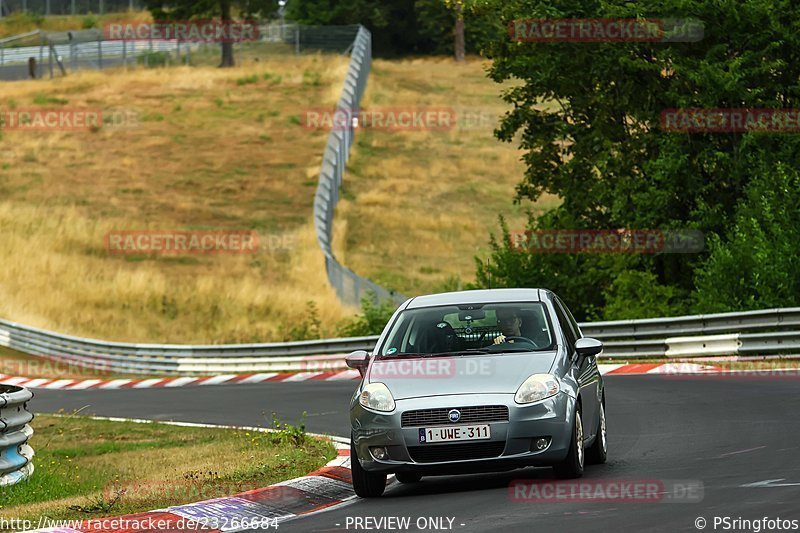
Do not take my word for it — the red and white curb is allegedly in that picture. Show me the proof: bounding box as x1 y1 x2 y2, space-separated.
3 362 787 391
26 418 358 533
0 369 363 390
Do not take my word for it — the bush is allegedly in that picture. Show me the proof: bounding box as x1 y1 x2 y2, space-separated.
137 51 171 68
82 14 98 29
602 270 690 320
336 292 397 337
693 162 800 312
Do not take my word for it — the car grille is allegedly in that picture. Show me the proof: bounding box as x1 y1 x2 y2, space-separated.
408 441 506 463
401 405 509 427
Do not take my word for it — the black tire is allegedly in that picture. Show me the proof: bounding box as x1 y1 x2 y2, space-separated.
350 440 387 498
586 400 608 465
553 404 585 479
395 472 422 484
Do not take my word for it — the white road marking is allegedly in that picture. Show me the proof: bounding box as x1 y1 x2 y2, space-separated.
741 479 800 488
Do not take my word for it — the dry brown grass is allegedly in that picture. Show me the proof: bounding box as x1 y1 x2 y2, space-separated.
0 55 353 343
337 57 558 294
0 54 554 344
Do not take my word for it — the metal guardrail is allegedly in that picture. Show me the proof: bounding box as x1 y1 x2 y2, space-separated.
580 308 800 339
0 38 193 65
0 384 34 487
313 25 407 307
0 317 378 374
1 308 800 376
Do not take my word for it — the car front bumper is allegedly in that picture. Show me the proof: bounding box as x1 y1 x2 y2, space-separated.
351 392 576 474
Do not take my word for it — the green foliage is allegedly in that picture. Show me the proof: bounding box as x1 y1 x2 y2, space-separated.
603 270 690 320
475 0 800 319
236 74 259 85
302 69 322 86
137 51 171 67
694 162 800 312
475 216 614 320
286 0 500 57
414 0 505 56
141 0 282 66
268 412 307 447
336 292 397 337
32 94 68 106
81 14 98 29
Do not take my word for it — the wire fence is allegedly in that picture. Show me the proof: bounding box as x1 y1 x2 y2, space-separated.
313 25 408 307
0 24 361 81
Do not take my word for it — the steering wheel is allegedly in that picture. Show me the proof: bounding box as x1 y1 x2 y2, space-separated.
498 335 540 348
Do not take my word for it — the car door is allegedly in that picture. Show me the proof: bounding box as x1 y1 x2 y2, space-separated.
554 297 599 442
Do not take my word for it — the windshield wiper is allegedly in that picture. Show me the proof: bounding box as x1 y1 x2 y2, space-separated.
380 349 491 358
490 347 547 353
425 349 491 357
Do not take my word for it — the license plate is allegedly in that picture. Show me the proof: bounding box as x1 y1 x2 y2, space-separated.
419 424 491 443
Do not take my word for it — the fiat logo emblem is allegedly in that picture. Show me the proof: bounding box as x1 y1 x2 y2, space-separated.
448 409 461 422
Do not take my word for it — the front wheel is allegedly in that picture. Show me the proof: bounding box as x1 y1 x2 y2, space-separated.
586 401 607 465
553 404 585 479
350 440 387 497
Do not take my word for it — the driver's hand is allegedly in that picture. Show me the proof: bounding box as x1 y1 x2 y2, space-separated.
492 335 506 345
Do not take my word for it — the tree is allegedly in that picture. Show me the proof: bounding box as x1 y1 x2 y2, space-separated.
415 0 504 56
475 0 800 319
143 0 280 67
442 1 489 61
447 0 466 61
693 162 800 312
286 0 420 57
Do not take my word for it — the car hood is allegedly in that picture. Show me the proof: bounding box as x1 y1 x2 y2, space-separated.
367 351 558 400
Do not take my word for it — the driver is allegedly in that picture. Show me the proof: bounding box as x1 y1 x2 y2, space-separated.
492 308 523 345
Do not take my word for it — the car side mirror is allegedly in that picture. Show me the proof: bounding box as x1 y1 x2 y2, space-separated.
346 350 371 377
575 337 603 359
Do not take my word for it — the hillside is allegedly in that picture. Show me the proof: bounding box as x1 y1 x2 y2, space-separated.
0 54 548 343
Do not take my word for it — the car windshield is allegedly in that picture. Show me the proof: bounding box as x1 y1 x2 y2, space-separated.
378 302 554 357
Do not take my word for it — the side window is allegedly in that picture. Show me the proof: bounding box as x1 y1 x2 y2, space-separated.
553 299 577 350
561 299 583 339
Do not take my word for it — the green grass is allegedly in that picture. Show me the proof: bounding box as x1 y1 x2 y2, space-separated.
0 414 336 524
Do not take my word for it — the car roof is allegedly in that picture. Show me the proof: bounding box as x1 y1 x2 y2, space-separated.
404 288 552 309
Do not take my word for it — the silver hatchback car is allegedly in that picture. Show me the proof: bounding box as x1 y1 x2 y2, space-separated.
346 288 607 497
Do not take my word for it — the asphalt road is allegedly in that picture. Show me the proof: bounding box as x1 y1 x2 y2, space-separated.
32 375 800 533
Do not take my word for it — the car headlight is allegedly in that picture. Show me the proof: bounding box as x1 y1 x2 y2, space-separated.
515 374 560 404
359 382 396 412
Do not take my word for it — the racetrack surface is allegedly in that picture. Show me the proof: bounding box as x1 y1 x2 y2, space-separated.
32 376 800 532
